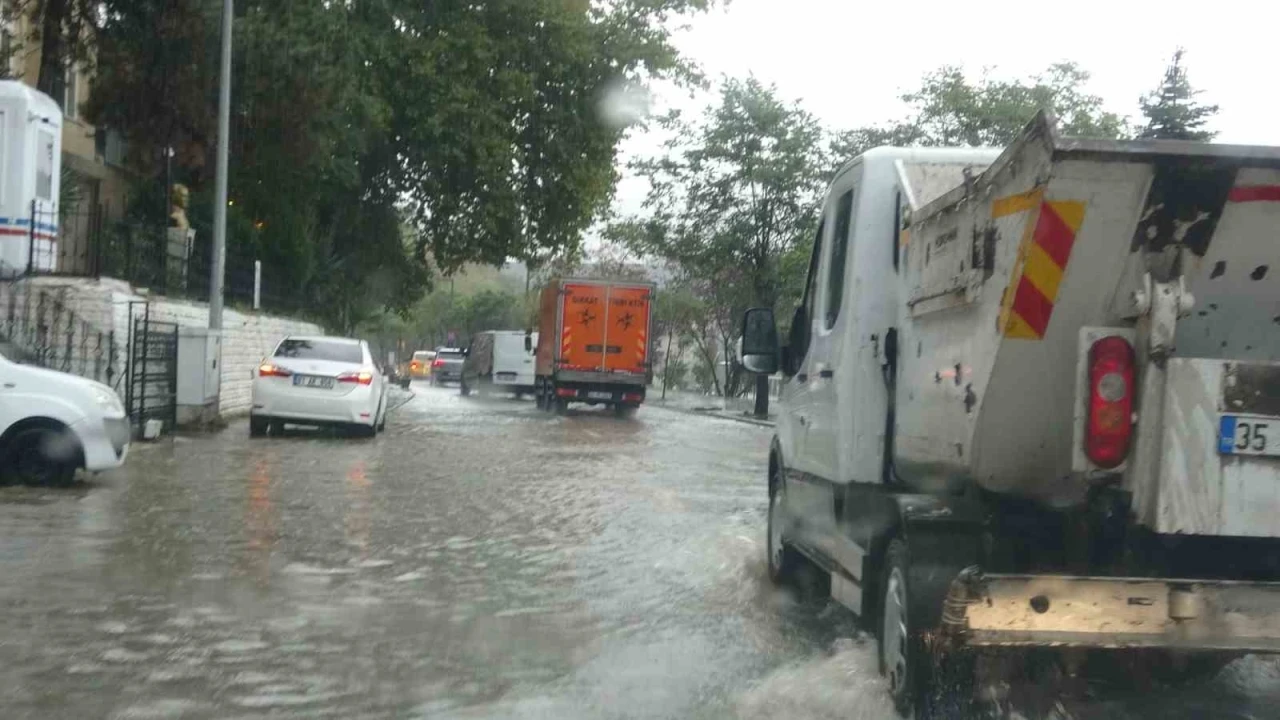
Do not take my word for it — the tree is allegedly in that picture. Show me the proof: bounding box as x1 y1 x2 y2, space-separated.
833 62 1130 159
1139 49 1218 141
86 0 713 328
651 280 702 399
609 78 830 416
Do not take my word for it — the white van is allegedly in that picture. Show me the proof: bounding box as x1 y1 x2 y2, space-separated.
460 330 539 397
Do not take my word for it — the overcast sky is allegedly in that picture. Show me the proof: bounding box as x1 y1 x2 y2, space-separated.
608 0 1280 219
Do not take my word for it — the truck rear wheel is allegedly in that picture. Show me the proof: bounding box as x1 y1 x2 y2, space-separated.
879 538 975 719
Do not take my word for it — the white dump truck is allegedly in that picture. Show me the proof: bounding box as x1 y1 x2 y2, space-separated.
739 112 1280 717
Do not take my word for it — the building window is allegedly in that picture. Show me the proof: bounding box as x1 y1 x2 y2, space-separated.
64 65 78 120
36 130 54 200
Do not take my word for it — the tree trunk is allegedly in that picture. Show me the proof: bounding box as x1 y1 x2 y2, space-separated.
753 373 769 418
37 0 68 97
661 325 672 400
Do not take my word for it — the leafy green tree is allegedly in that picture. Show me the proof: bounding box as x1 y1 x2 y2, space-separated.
1139 49 1218 141
609 77 829 415
86 0 712 328
652 281 702 399
833 62 1130 159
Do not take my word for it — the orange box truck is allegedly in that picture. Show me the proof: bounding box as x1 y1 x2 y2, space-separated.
532 278 654 415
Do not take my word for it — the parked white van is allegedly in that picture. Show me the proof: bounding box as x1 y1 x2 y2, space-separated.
460 330 539 397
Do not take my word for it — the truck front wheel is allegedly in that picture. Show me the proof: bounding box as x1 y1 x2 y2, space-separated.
766 467 802 585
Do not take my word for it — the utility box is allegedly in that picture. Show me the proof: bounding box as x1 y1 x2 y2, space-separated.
177 327 221 426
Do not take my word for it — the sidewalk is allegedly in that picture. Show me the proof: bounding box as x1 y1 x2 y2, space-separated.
648 391 777 428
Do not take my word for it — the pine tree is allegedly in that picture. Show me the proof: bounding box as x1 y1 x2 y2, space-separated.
1139 49 1219 141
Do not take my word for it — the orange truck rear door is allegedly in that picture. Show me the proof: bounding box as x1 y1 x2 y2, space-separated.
559 282 607 371
603 285 651 374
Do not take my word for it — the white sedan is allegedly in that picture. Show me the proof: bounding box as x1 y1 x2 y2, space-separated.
249 336 388 437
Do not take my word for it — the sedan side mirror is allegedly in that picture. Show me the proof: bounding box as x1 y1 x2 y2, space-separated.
740 307 780 375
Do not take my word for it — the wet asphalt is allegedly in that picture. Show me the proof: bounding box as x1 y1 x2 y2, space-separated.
0 383 1277 719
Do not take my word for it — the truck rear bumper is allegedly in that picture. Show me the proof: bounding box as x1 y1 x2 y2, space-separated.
554 370 645 385
946 570 1280 653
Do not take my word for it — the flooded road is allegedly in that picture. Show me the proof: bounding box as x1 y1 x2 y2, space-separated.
0 383 1277 719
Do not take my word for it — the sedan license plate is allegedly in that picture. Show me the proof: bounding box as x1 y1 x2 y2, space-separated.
293 374 334 389
1219 415 1280 457
587 391 613 400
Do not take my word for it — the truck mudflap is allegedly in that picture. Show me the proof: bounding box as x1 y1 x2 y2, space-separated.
941 568 1280 652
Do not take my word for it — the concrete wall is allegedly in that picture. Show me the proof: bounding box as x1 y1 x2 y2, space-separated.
7 276 322 418
143 299 323 416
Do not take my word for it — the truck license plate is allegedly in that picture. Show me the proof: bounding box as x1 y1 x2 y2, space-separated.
1219 415 1280 457
588 391 612 400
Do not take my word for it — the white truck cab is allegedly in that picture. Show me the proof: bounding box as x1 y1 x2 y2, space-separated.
742 114 1280 717
0 351 130 484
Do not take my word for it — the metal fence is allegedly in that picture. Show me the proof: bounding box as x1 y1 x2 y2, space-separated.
21 206 302 316
0 279 123 389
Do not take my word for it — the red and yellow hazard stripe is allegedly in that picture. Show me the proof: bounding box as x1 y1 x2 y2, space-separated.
993 189 1086 340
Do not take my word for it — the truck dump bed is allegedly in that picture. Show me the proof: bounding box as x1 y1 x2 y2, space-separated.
898 113 1280 534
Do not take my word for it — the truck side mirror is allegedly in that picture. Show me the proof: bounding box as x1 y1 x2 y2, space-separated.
524 333 532 352
740 307 780 375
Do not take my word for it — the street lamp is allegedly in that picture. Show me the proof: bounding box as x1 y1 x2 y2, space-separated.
208 0 232 330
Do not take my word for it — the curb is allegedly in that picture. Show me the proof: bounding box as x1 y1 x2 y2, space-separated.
649 402 776 428
698 410 776 428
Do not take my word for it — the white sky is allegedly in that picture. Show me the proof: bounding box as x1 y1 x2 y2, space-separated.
608 0 1280 219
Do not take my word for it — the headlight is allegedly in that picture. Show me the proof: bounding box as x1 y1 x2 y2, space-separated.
90 386 125 415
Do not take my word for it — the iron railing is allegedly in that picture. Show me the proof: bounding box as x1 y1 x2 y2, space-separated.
0 278 123 389
17 203 301 317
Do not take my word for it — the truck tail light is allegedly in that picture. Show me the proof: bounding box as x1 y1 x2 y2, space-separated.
1085 336 1135 468
258 363 292 378
338 370 375 385
555 387 577 397
432 359 445 368
622 392 643 403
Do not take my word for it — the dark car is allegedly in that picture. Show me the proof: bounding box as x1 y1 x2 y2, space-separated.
430 347 466 385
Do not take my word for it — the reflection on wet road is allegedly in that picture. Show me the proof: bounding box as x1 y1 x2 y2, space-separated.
0 383 1277 719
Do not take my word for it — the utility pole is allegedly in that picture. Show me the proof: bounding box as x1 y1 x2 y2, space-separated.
208 0 232 330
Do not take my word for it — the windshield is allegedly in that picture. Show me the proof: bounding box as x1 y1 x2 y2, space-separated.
412 351 433 361
436 351 464 361
274 338 362 363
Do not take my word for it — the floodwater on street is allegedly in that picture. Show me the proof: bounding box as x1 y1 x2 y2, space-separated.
0 383 1278 719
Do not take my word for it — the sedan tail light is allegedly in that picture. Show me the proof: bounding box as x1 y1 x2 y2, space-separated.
258 363 292 378
338 370 375 385
410 362 420 370
1084 336 1135 468
432 358 445 368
